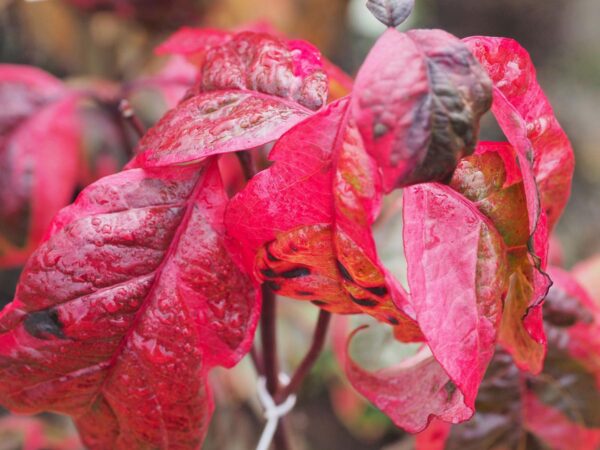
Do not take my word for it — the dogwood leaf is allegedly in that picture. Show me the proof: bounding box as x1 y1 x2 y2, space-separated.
156 26 350 104
416 268 600 450
0 90 81 268
0 161 259 448
450 142 549 373
351 28 492 191
130 90 312 168
402 182 508 422
464 37 574 231
336 324 472 434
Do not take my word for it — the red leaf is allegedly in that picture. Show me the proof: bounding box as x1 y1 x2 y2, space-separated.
450 141 549 373
524 392 600 450
0 161 259 448
157 26 352 104
463 36 574 232
0 96 81 268
0 66 132 268
0 64 65 139
130 90 312 168
417 268 600 449
226 98 421 337
334 321 472 433
403 183 508 417
194 31 328 111
351 28 492 191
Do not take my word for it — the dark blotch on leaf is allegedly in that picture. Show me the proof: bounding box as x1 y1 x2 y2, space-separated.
387 315 400 325
24 309 64 339
350 295 379 307
336 260 354 282
296 290 314 296
281 267 311 279
444 380 457 398
260 268 277 278
373 122 388 138
265 243 281 262
365 285 388 297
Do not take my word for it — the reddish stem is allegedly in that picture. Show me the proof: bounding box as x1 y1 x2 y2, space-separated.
261 285 290 450
277 310 331 402
118 99 146 139
261 285 280 397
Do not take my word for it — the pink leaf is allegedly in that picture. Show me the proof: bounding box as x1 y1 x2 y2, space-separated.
450 141 549 373
0 161 259 448
403 183 508 414
463 37 574 232
195 31 328 111
417 268 600 449
351 28 492 191
130 90 312 168
0 96 81 268
334 321 472 433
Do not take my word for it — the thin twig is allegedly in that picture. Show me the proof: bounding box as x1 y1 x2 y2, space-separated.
260 285 291 450
118 99 146 139
277 310 331 402
261 285 279 396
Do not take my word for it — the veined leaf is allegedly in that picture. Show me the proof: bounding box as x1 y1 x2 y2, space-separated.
0 161 259 448
351 28 492 191
450 142 549 373
416 268 600 450
464 37 574 231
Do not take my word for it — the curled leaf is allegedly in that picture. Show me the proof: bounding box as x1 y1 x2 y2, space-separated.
351 28 492 191
463 36 574 232
195 32 328 111
0 162 259 448
334 321 471 433
417 269 600 450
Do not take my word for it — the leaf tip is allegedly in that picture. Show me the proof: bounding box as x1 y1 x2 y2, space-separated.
366 0 415 28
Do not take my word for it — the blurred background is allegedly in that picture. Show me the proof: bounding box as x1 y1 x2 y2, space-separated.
1 0 599 448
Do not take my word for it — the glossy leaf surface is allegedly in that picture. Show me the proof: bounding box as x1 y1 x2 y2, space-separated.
194 31 327 111
351 28 492 191
130 90 312 168
0 162 259 448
